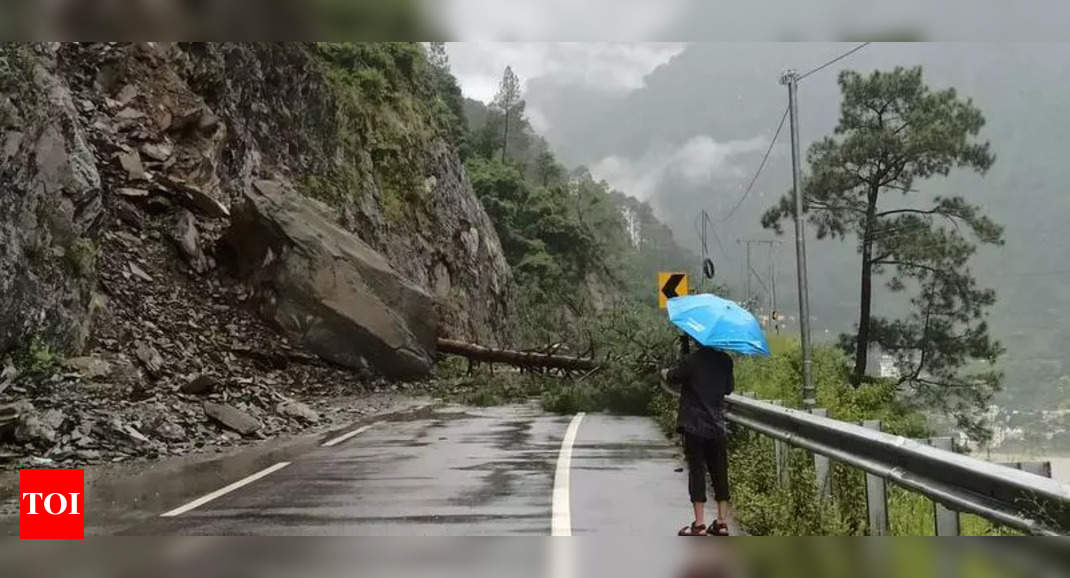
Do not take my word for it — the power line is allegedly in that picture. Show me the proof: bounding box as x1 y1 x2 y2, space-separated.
712 43 870 225
718 106 789 223
798 42 872 81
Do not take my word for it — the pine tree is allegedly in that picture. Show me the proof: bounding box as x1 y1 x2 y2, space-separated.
428 42 449 71
762 66 1004 439
491 66 524 163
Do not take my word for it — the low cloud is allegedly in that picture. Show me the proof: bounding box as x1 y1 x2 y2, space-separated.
589 134 770 202
434 0 688 41
446 42 686 104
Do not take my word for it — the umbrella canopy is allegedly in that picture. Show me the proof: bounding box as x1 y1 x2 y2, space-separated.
667 293 770 356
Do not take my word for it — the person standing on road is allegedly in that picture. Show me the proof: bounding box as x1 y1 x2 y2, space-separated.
662 335 734 536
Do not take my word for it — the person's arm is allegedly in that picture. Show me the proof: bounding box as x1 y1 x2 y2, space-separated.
665 358 690 385
659 375 681 398
660 355 690 397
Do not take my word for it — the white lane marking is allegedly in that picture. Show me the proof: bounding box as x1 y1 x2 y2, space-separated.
321 423 377 447
160 461 291 518
551 412 585 537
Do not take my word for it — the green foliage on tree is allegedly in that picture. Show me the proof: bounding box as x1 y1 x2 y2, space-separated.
761 66 1004 440
491 66 525 162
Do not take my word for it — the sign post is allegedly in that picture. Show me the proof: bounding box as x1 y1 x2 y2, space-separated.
658 272 688 309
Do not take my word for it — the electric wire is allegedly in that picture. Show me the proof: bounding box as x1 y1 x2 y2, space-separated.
797 42 872 81
718 106 789 223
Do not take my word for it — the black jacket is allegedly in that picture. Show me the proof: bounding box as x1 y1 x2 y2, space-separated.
667 347 734 438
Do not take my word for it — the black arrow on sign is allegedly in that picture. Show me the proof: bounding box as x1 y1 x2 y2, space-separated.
662 274 686 299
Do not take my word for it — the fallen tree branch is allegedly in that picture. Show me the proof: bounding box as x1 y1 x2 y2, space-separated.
437 338 599 372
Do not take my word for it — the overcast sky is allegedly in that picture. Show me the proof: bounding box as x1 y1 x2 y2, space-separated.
432 1 1070 41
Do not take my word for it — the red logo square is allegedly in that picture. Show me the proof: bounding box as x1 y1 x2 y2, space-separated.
20 469 84 539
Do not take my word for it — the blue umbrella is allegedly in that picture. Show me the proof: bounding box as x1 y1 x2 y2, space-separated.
667 293 770 356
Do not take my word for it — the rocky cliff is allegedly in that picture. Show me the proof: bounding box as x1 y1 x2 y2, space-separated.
0 42 511 467
1 42 510 362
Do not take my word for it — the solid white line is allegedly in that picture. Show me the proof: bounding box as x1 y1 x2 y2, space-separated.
551 413 585 537
160 461 291 517
321 423 377 447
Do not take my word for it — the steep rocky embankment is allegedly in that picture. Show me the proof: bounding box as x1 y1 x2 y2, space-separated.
0 43 510 468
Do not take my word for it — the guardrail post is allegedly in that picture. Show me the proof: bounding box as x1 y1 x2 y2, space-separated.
809 408 831 499
863 420 889 536
927 437 961 536
771 400 789 488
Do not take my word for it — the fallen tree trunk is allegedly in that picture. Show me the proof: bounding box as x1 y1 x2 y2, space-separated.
436 338 599 371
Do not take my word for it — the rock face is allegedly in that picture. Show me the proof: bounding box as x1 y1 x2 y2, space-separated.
1 43 512 369
0 45 102 355
0 42 515 469
226 180 437 378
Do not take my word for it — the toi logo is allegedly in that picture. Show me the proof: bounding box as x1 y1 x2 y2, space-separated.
20 469 84 539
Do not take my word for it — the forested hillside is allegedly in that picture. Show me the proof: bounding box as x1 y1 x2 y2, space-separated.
452 62 695 345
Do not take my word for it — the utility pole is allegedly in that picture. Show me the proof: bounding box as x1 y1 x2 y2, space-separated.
738 239 780 314
781 69 815 410
744 240 753 303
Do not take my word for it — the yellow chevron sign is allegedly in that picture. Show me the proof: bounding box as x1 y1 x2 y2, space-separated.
658 272 688 309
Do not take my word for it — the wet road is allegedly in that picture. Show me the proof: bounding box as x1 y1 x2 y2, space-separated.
120 403 704 536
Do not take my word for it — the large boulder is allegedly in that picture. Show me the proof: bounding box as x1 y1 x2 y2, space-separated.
225 179 437 378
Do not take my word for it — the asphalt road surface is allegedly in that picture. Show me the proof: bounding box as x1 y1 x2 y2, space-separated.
113 403 728 536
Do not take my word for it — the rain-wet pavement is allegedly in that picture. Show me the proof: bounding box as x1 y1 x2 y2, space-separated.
12 402 738 536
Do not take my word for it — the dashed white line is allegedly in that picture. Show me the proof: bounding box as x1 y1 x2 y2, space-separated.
160 461 291 518
322 423 377 448
551 412 585 537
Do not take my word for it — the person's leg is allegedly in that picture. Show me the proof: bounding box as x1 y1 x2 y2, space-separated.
706 430 732 532
683 433 709 527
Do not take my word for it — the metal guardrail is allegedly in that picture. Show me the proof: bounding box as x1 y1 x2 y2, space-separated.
724 394 1070 535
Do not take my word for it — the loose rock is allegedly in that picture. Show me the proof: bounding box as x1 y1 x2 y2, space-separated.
172 209 208 273
204 402 261 435
140 142 173 162
65 356 112 380
134 342 164 377
129 262 154 282
159 175 229 219
117 187 149 198
118 149 146 180
277 400 319 423
180 374 217 395
15 408 65 446
116 84 139 105
152 420 186 442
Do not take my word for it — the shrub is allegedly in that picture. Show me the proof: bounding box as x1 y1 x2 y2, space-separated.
65 238 97 277
20 336 61 376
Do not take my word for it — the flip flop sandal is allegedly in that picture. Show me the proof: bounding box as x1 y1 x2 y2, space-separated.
709 521 730 536
678 522 707 536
